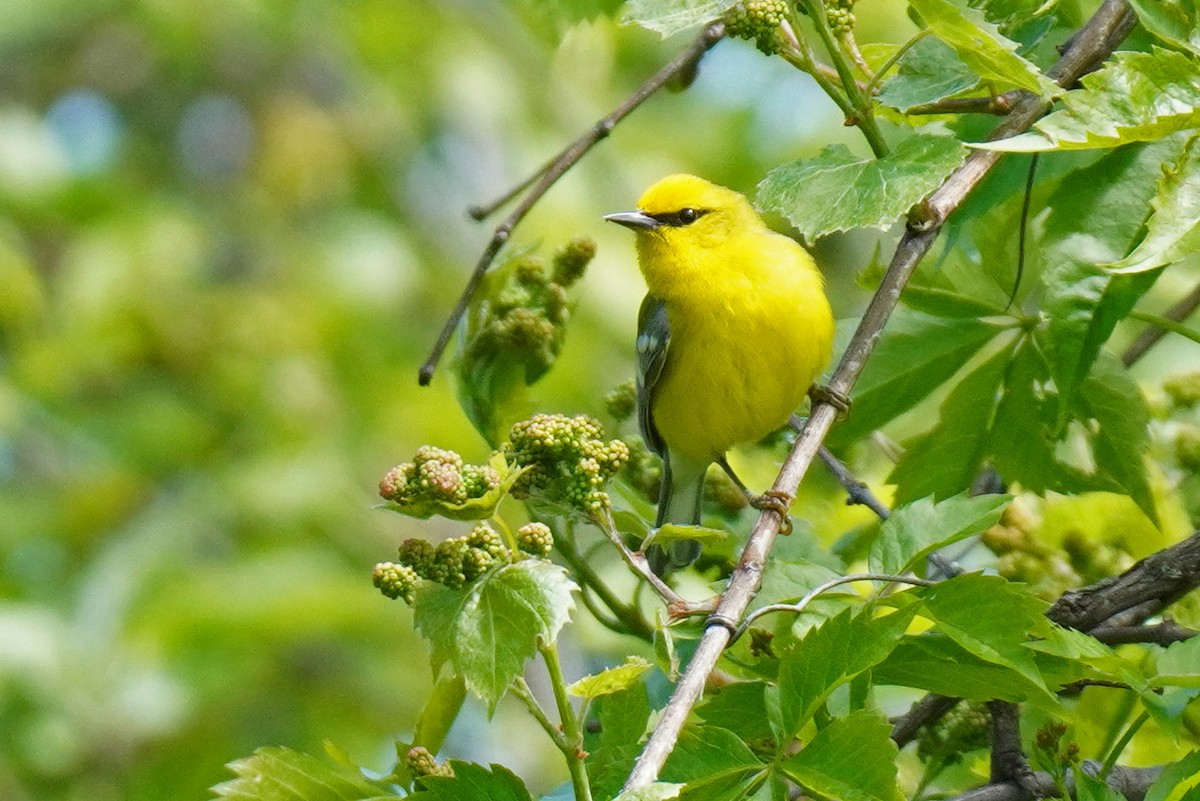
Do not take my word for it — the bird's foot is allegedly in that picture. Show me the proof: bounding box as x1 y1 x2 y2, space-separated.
749 489 794 534
809 384 852 419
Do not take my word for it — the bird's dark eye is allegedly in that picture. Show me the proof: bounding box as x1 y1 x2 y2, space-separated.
678 208 698 224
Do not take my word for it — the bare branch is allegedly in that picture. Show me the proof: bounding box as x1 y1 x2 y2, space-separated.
949 762 1161 801
1090 620 1197 646
1121 280 1200 367
418 22 726 385
906 93 1019 116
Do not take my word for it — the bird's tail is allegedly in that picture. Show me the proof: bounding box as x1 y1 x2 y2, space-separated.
646 456 707 575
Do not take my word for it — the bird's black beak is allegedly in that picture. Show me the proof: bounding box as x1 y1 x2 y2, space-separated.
603 210 660 231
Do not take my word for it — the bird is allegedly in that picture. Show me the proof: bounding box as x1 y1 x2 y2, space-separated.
604 174 836 572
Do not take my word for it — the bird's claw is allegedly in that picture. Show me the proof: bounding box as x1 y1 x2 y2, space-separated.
809 384 852 420
749 489 794 534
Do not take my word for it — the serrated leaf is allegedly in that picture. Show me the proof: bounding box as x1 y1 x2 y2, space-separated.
383 454 528 521
870 493 1010 576
1144 750 1200 801
1077 355 1156 522
211 747 391 801
413 560 576 710
874 634 1051 702
980 49 1200 151
587 684 652 801
780 711 904 801
777 604 919 737
878 37 979 111
1112 134 1200 273
696 682 774 743
910 0 1057 94
419 761 534 801
620 0 736 36
920 574 1052 693
757 135 968 241
661 725 766 801
888 342 1014 505
1156 637 1200 687
1076 769 1130 801
1024 624 1147 690
1128 0 1200 55
827 310 1001 447
568 656 653 698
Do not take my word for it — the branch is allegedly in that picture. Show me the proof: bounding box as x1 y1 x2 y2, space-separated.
1089 620 1197 646
1048 530 1200 632
906 93 1019 116
418 22 726 385
621 2 1139 791
948 762 1161 801
987 701 1037 794
1121 280 1200 366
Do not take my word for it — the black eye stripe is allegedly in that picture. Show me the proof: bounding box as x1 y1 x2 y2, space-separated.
648 208 709 227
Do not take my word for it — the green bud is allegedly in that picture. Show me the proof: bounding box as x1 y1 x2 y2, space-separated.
1176 425 1200 471
516 522 554 557
1165 372 1200 407
406 746 455 779
373 561 420 604
380 463 417 501
604 380 638 422
551 237 596 287
467 522 510 561
514 257 547 286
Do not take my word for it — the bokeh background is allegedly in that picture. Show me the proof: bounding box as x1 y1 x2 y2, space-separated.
5 1 1193 799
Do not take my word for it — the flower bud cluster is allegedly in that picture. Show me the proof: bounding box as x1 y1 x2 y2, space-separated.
506 414 630 519
379 446 501 507
725 0 790 55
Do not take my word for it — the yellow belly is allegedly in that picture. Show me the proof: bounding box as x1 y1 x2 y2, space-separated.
651 279 832 463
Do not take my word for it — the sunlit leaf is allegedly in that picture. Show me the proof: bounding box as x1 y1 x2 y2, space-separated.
413 560 576 709
621 0 736 36
1144 750 1200 801
660 725 766 799
870 493 1010 577
780 711 904 801
757 135 967 241
211 747 391 801
568 656 653 698
1111 134 1200 273
612 785 685 801
980 49 1200 151
776 603 919 738
1156 637 1200 687
909 0 1057 94
1128 0 1200 55
419 761 533 801
874 635 1052 702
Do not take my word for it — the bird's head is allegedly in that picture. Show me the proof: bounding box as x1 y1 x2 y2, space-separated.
603 174 761 249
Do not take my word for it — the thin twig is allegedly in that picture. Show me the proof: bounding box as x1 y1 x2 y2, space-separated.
511 677 569 751
732 573 935 642
620 2 1139 791
540 642 594 801
865 30 931 95
418 22 727 385
593 507 713 617
1121 280 1200 366
817 445 891 519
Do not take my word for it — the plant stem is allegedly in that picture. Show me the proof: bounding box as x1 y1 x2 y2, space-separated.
866 30 931 95
556 527 653 640
798 0 889 157
540 641 593 801
1100 710 1149 779
1127 310 1200 348
512 677 569 751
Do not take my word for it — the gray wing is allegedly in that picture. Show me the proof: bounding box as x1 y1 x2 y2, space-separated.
636 294 670 459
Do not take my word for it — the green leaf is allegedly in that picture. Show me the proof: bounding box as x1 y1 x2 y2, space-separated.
1144 750 1200 801
909 0 1056 94
827 310 1002 447
780 711 903 801
1128 0 1200 55
419 761 534 801
1076 355 1156 522
776 603 919 737
587 684 652 801
660 725 766 800
888 341 1014 505
620 0 736 37
1156 637 1200 687
874 635 1051 702
878 37 979 112
612 785 685 801
382 453 528 521
919 574 1051 693
697 682 775 743
980 49 1200 151
211 747 392 801
870 493 1010 576
413 560 576 709
757 135 968 241
568 656 653 698
643 523 729 548
1111 134 1200 273
1076 769 1130 801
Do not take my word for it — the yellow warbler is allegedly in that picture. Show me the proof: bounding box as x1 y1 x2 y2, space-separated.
605 174 835 570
